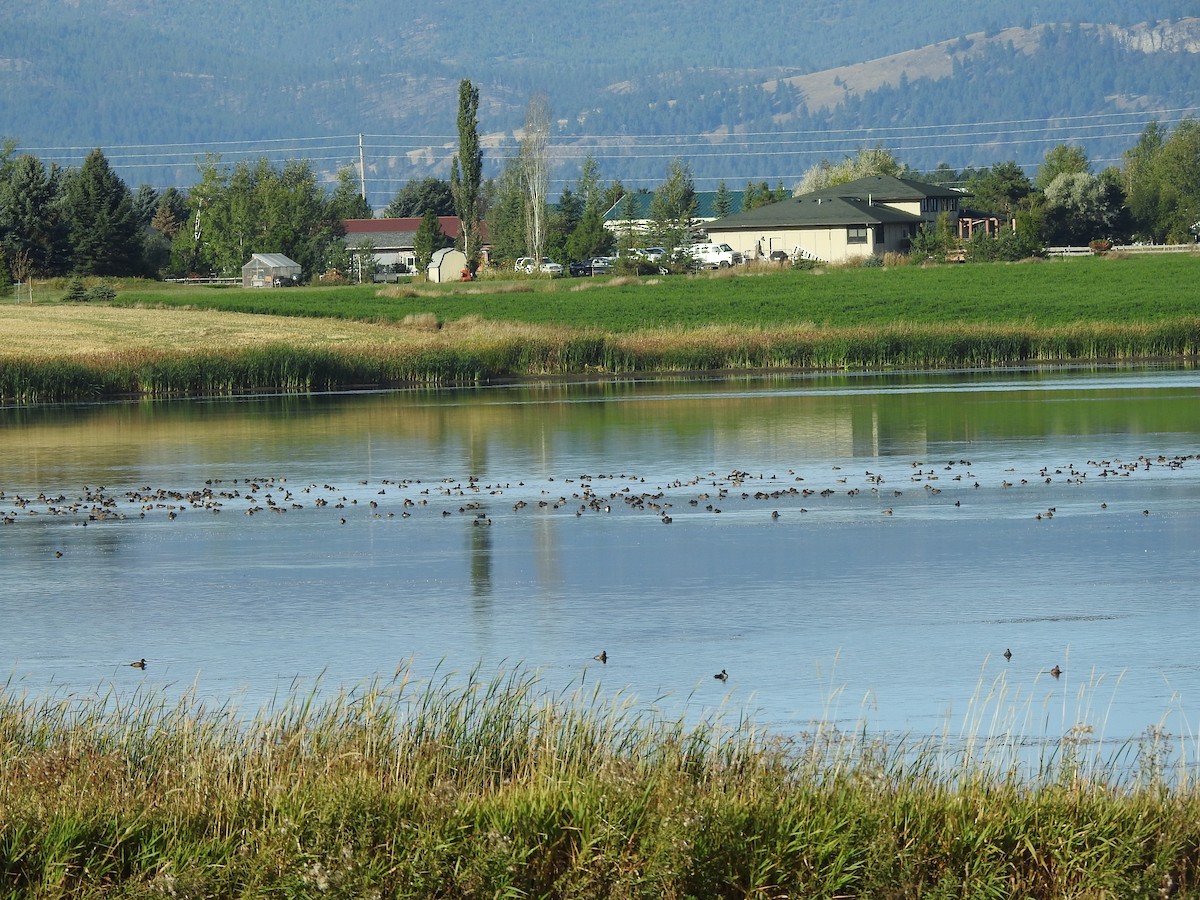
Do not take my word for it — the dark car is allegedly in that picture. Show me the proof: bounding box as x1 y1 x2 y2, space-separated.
569 257 613 277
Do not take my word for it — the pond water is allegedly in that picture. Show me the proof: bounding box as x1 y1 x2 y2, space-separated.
1 365 1198 754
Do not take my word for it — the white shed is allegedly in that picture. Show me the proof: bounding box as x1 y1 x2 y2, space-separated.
242 253 302 288
427 248 468 283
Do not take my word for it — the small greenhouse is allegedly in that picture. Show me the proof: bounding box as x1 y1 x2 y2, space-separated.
242 253 301 288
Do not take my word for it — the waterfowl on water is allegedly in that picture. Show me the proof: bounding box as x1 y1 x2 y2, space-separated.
594 650 607 664
129 658 147 669
1050 665 1061 678
714 669 728 681
1003 648 1012 661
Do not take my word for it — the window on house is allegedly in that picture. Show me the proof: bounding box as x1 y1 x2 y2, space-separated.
874 226 884 244
847 226 868 244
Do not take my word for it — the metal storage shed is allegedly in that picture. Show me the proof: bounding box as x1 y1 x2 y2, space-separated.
242 253 302 288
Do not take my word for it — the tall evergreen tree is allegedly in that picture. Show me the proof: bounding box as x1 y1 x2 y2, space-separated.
450 79 483 273
0 153 69 276
647 158 696 254
485 159 527 266
713 180 732 219
63 149 142 276
413 208 447 274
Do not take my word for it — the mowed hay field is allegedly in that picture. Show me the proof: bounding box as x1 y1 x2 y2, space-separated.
0 304 508 358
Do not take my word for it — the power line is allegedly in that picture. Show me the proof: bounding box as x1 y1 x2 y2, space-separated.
17 105 1191 202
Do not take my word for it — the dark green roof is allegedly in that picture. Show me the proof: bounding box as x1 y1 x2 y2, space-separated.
706 175 964 231
706 196 922 231
809 174 965 202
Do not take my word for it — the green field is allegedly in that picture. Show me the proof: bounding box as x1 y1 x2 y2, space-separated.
109 253 1200 330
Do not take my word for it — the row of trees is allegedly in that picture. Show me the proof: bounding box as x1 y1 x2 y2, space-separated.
3 113 1198 285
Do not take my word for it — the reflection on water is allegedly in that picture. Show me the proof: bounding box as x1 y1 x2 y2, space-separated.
1 365 1199 749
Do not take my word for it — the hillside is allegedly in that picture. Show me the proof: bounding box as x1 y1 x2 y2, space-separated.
765 19 1200 114
1 1 1198 203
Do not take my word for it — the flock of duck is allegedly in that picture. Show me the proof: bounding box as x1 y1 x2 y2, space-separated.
6 451 1191 683
2 452 1192 534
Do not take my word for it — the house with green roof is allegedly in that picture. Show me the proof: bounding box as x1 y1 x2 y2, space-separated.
704 175 967 263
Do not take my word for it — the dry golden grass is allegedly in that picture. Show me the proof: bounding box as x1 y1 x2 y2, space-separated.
0 304 563 358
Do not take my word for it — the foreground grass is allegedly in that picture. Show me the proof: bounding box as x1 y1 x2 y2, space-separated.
2 254 1198 402
1 670 1197 898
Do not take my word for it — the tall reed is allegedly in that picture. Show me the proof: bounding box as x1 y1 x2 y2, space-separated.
2 318 1199 403
1 667 1199 897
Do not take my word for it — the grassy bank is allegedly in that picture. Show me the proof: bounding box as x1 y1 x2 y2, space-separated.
2 254 1198 402
1 670 1196 898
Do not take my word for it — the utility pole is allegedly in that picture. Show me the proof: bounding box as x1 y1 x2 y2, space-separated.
358 134 367 204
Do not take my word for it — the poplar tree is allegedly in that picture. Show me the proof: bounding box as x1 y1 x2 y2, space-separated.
450 79 483 273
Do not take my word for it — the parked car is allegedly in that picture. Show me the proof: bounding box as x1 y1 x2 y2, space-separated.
689 242 739 269
641 247 666 262
569 257 613 277
515 256 563 276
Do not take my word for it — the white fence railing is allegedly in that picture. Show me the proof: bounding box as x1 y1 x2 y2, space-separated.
1114 243 1199 254
1047 244 1199 257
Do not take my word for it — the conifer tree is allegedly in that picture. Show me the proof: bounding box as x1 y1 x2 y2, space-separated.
63 149 142 276
414 208 447 274
713 180 732 219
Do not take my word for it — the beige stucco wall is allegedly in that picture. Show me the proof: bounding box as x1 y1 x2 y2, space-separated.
708 224 916 263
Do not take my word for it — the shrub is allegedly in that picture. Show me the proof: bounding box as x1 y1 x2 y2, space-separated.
64 277 89 302
87 282 117 303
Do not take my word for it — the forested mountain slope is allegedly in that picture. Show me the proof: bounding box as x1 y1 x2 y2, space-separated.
2 1 1197 202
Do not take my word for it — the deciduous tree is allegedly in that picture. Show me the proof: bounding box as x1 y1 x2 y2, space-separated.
383 177 454 218
1035 144 1090 191
521 93 551 268
329 166 371 221
795 147 901 194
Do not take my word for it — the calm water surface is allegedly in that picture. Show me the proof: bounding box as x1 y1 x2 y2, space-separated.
1 366 1198 749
